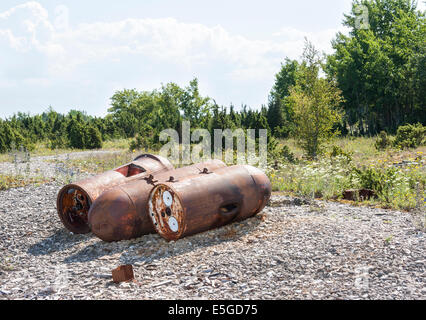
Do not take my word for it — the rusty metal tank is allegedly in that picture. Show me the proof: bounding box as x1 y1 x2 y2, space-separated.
148 165 271 241
57 154 174 234
88 159 227 242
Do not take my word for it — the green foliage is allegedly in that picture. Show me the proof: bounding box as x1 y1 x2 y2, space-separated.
0 78 272 155
375 131 393 150
288 40 344 159
326 0 425 134
330 145 353 162
85 126 103 149
393 123 425 149
48 135 68 150
277 145 296 163
269 146 424 211
267 137 296 164
67 120 103 150
180 79 212 128
351 166 400 202
351 166 395 194
267 59 299 138
129 135 145 151
129 123 156 151
67 118 86 149
0 119 34 152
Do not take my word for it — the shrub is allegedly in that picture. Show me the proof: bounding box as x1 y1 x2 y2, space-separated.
267 138 295 163
330 145 352 162
393 123 425 149
48 134 68 150
67 120 86 149
0 135 5 153
129 132 154 151
375 131 392 150
351 166 398 201
266 136 279 154
85 126 103 149
287 41 343 159
278 145 296 163
65 121 103 150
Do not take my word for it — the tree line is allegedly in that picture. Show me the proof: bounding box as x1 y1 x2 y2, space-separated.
0 0 424 156
0 79 270 153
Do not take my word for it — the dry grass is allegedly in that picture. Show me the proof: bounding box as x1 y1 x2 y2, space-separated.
0 174 51 191
270 136 425 211
65 151 135 174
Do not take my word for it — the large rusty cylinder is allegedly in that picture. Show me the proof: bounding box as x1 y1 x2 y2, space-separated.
88 159 227 242
56 154 174 234
148 165 271 241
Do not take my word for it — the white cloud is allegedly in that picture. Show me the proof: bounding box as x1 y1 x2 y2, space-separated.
0 2 342 78
0 1 345 116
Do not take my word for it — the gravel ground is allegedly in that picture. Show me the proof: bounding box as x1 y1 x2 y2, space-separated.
0 154 425 300
0 150 119 179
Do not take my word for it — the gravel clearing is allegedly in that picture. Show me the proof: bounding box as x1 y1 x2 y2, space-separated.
0 150 119 179
0 154 425 300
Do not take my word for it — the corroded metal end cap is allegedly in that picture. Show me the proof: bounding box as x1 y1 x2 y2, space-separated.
57 185 92 234
133 153 174 172
148 164 272 241
88 187 138 242
148 184 185 241
57 153 174 235
242 165 272 213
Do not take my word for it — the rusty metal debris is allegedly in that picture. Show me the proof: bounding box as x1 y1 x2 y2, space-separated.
56 154 173 234
88 159 227 242
342 189 376 201
148 164 271 241
112 265 134 283
57 153 271 243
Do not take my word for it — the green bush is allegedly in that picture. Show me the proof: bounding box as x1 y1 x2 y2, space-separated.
268 138 295 163
375 131 393 150
393 123 425 149
85 126 103 149
0 135 5 153
330 145 352 162
48 134 68 150
66 120 103 150
278 145 295 163
67 119 86 149
129 131 154 151
351 166 398 201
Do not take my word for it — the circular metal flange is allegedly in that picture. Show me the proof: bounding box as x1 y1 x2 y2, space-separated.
148 184 184 241
57 185 92 234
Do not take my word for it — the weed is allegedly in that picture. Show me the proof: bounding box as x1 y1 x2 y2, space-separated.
0 174 50 191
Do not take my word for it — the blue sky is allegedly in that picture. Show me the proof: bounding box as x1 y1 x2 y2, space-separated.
0 1 423 119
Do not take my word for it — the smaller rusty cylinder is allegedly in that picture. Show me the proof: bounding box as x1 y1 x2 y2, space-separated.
88 159 227 242
57 154 173 234
148 165 271 241
112 265 134 283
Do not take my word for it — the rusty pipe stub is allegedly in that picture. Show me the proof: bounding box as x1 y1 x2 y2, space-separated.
148 165 271 241
56 153 174 234
88 159 227 242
